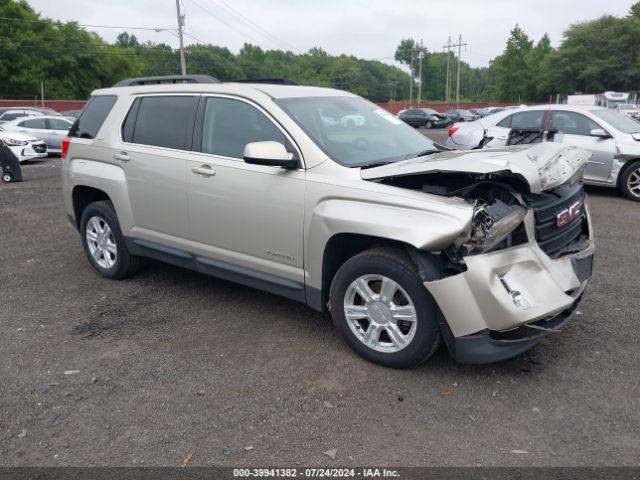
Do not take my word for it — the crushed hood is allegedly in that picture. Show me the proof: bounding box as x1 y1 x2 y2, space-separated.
361 142 591 194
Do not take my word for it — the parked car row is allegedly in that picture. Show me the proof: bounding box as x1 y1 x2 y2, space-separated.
0 107 75 161
446 104 640 201
397 106 511 129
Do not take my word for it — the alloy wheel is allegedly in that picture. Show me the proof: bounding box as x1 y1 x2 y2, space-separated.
85 216 117 269
627 166 640 199
343 274 417 353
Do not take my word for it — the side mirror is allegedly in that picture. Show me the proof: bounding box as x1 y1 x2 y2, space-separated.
243 141 298 169
590 128 610 139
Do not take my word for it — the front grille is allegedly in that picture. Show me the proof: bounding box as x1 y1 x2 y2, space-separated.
32 143 46 153
529 184 588 258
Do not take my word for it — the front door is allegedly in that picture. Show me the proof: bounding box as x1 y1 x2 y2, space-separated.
186 96 305 286
549 110 617 182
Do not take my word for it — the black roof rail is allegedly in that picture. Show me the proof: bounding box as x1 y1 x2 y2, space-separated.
231 78 299 85
112 75 220 87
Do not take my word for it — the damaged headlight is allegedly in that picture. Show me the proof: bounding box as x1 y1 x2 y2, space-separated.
464 200 527 253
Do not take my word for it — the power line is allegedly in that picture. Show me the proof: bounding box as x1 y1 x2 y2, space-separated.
186 0 268 49
0 15 174 32
206 0 299 52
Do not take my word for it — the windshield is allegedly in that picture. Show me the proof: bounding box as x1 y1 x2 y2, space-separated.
592 108 640 134
275 96 437 167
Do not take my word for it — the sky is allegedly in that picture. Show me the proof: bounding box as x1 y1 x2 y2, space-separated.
27 0 633 68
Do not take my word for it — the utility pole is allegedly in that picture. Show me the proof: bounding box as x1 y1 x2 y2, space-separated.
175 0 187 76
417 40 424 106
40 81 44 108
455 34 467 107
409 49 414 105
443 36 453 104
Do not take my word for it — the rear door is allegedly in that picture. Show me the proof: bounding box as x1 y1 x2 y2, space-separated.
186 95 305 287
119 95 198 240
549 110 616 182
45 117 73 150
485 110 546 148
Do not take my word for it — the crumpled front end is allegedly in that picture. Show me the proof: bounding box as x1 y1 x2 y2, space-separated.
425 183 594 363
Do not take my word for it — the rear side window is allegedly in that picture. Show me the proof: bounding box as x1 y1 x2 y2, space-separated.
127 96 198 150
511 111 545 129
48 118 73 130
3 112 31 121
69 95 117 139
20 118 47 129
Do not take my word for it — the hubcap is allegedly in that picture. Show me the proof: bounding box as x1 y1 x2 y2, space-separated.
86 216 117 269
627 167 640 198
344 274 417 353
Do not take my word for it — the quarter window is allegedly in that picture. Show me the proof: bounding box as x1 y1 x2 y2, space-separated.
69 95 117 139
201 97 286 159
496 114 512 128
551 111 601 136
129 96 198 150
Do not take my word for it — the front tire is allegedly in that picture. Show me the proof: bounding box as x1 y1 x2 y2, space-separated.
80 201 142 279
2 173 12 183
426 121 433 129
329 248 441 368
620 160 640 202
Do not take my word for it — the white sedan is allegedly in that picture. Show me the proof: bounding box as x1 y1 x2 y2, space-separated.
0 115 73 154
0 130 47 162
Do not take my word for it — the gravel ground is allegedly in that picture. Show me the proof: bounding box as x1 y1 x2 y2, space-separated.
1 143 639 467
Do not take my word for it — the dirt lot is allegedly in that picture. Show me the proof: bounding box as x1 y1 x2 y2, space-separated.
1 141 639 466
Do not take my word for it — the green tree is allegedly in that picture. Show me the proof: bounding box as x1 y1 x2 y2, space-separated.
490 25 534 102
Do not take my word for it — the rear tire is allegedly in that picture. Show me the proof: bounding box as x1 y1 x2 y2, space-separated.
619 160 640 202
80 200 142 279
329 247 441 368
2 173 12 183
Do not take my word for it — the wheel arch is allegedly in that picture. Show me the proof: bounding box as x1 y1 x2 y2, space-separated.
72 185 111 229
617 157 640 188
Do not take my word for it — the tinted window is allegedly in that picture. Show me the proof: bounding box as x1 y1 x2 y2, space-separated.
201 97 285 159
3 112 31 121
69 95 117 139
511 110 545 129
551 111 601 136
20 118 47 129
496 114 512 128
131 96 197 149
121 98 141 143
48 118 73 130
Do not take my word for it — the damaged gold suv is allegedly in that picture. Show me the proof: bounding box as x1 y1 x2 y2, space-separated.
62 76 594 368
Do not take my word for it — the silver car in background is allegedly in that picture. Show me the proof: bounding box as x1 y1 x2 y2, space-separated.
446 104 640 201
0 115 73 154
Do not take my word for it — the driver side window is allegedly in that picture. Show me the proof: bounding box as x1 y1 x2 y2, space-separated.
201 97 286 160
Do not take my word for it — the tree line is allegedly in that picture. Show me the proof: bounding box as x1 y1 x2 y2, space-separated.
397 3 640 103
1 0 640 103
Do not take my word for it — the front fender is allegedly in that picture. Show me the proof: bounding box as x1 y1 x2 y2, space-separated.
304 198 473 291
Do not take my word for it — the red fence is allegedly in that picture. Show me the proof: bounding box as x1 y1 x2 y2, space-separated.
378 102 512 114
0 99 86 111
1 99 512 115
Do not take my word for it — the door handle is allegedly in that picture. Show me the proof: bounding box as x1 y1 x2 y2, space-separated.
191 165 216 177
113 152 130 162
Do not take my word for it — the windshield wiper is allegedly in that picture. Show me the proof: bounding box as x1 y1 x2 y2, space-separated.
355 160 396 169
405 148 441 159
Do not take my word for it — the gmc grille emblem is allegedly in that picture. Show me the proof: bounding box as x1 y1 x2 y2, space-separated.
556 200 583 228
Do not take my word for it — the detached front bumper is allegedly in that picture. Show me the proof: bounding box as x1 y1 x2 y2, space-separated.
425 239 593 364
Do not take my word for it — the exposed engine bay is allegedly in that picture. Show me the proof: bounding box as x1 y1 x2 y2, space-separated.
378 168 589 263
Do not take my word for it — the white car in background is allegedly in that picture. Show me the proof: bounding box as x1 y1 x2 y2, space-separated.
613 103 640 121
0 130 47 162
0 108 44 125
446 104 640 201
0 115 74 154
